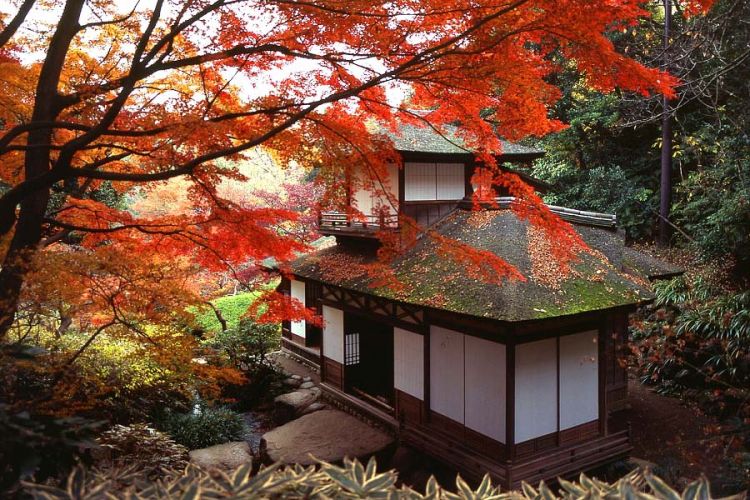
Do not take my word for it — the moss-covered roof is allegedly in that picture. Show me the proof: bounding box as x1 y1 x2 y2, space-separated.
291 208 656 323
622 247 683 281
377 123 545 158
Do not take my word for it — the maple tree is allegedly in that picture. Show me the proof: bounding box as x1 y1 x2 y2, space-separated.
0 0 715 338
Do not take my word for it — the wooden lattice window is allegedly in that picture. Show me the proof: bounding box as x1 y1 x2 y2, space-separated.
344 332 360 366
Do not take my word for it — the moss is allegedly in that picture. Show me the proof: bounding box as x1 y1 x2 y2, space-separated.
531 276 639 319
292 208 653 322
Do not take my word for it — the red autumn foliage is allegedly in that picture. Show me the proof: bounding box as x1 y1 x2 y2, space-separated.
0 0 715 336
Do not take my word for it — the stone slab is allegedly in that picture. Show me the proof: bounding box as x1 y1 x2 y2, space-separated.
260 409 394 465
189 441 252 470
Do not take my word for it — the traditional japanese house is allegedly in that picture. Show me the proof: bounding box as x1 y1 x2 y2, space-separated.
276 122 680 488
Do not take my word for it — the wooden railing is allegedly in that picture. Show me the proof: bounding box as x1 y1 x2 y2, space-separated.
317 209 399 235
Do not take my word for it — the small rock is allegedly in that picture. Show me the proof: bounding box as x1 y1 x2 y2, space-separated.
299 381 315 389
291 374 302 380
284 377 302 387
300 402 327 415
302 376 312 382
273 390 317 423
189 441 252 470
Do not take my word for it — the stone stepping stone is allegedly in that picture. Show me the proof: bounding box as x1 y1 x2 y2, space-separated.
189 441 252 470
260 409 394 466
273 389 318 424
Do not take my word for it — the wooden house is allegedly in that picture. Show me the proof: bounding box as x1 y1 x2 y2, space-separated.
276 123 680 488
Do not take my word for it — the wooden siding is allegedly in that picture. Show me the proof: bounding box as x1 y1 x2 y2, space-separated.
323 357 344 390
395 389 424 425
401 201 458 227
605 311 629 412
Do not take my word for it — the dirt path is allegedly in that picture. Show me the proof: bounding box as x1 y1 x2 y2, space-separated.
614 380 734 491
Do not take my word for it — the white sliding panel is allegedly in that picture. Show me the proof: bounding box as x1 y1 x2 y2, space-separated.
322 305 344 363
429 326 464 423
559 331 599 430
394 327 424 399
435 163 465 200
404 162 436 201
515 338 558 443
465 336 506 443
290 279 306 338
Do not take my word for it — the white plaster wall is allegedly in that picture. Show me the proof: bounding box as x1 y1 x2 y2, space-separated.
435 162 465 200
394 327 424 399
515 338 558 443
464 335 506 443
322 305 344 363
559 331 599 430
352 183 374 218
429 326 464 423
290 279 306 338
351 164 399 220
404 162 436 201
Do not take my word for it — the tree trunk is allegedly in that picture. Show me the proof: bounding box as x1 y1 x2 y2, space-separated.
658 0 673 247
0 0 85 339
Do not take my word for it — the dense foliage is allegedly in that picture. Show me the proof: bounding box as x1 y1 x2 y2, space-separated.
23 457 737 500
157 406 246 451
205 317 284 409
632 276 750 491
531 0 750 279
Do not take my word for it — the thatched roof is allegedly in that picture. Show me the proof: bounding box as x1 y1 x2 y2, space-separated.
290 206 673 323
622 247 683 281
377 122 545 159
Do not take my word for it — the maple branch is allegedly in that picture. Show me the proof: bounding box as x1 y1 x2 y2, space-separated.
2 0 531 236
0 0 36 48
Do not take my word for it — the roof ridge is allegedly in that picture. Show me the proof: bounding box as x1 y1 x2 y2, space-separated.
457 196 617 228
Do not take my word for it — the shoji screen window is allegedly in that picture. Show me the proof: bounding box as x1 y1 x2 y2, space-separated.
404 162 465 201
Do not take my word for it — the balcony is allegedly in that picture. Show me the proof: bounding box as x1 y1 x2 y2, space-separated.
317 210 399 238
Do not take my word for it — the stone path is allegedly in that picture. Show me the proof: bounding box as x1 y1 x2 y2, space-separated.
190 351 394 471
260 409 394 465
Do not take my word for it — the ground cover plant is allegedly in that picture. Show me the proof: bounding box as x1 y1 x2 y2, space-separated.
23 457 742 500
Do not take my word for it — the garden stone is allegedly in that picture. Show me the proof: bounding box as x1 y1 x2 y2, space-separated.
302 376 312 382
290 374 302 380
273 389 317 423
300 402 327 415
283 377 302 388
189 441 252 470
299 381 315 389
260 409 394 465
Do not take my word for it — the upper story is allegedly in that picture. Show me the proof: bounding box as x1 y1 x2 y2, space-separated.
318 123 548 238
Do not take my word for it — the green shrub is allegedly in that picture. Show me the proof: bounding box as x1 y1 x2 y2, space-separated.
157 406 245 450
205 318 284 409
193 292 261 334
93 424 188 477
23 457 737 499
